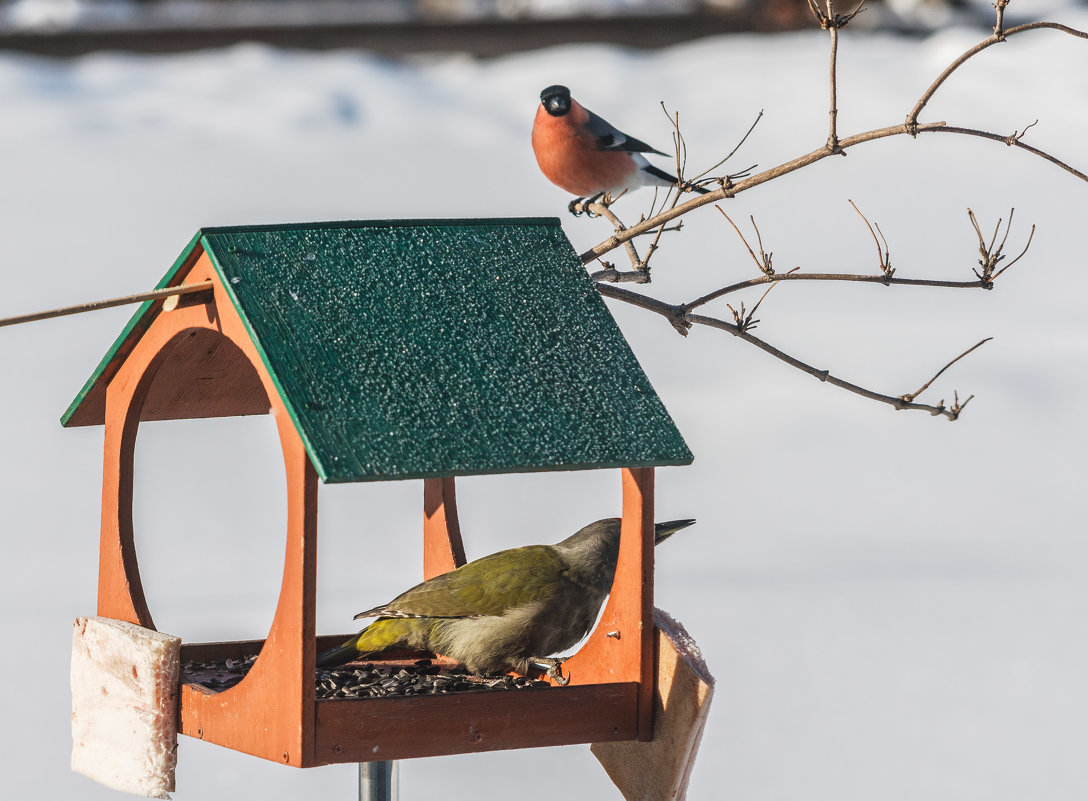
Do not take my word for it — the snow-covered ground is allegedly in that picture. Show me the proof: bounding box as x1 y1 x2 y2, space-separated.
1 4 1087 799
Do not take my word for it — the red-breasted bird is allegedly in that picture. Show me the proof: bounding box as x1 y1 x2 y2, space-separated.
317 517 696 684
532 84 708 210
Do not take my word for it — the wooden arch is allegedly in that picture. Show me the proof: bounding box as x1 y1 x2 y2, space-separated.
95 250 657 767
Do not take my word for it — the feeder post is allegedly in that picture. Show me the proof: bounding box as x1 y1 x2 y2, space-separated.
359 761 398 801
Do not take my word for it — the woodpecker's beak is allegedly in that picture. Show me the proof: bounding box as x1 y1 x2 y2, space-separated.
653 519 696 546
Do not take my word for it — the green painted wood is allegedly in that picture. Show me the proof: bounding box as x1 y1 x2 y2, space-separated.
63 218 692 482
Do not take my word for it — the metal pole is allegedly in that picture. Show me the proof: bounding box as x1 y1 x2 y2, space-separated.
359 761 398 801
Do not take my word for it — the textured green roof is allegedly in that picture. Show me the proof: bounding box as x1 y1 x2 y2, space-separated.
63 219 692 483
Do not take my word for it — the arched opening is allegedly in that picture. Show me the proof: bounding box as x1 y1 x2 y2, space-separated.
119 326 287 642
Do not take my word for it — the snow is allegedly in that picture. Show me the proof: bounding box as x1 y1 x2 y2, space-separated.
2 5 1088 799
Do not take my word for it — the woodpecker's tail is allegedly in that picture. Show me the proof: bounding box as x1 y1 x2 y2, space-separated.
316 636 363 669
317 618 427 668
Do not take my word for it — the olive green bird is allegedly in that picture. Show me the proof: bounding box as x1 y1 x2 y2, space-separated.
317 517 695 683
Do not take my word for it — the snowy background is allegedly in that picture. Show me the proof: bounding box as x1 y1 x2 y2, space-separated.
1 2 1087 799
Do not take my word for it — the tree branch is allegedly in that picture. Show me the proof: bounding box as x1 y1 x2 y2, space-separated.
907 21 1088 130
596 282 975 421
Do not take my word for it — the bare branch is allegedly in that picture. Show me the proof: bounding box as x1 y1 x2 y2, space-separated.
582 113 1083 266
596 282 970 421
677 270 994 315
725 270 793 333
590 262 651 284
968 207 1034 284
920 124 1088 182
907 21 1088 129
580 121 947 265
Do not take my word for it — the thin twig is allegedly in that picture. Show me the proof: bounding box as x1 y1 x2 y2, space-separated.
900 337 993 402
849 199 894 278
691 110 764 182
826 1 841 152
967 207 1034 284
718 209 774 275
992 224 1034 281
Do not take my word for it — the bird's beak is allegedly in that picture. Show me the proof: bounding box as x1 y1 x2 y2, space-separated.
653 518 696 545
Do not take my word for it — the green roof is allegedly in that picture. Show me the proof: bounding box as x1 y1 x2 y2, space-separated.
63 218 692 483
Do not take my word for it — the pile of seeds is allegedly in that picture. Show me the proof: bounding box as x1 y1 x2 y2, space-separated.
316 660 550 699
182 654 258 693
181 655 551 698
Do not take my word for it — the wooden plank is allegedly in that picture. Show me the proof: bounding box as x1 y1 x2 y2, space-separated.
558 468 654 738
92 251 321 767
178 401 318 766
137 327 271 421
423 476 466 579
180 639 267 663
312 682 639 765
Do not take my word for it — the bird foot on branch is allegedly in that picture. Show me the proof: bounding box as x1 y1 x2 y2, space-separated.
568 193 607 217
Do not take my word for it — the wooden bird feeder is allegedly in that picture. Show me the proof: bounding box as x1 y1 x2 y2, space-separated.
62 218 693 768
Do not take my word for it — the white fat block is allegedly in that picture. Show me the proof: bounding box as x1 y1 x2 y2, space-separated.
71 617 182 799
592 608 715 801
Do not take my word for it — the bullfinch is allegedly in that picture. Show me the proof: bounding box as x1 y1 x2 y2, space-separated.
532 84 708 209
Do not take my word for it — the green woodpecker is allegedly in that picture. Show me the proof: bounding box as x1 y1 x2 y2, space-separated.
317 517 695 683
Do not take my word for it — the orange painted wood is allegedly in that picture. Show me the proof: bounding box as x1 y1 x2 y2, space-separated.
180 407 318 766
65 248 208 428
95 245 660 766
591 612 715 801
98 250 320 766
137 326 271 421
423 476 467 579
312 682 638 765
558 467 655 738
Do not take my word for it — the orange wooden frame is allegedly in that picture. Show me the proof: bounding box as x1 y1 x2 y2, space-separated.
95 249 659 766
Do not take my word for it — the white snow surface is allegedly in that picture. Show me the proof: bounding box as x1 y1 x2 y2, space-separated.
2 7 1088 800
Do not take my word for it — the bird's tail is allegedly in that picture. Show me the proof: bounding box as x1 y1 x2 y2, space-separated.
642 164 710 194
316 618 427 668
316 636 364 669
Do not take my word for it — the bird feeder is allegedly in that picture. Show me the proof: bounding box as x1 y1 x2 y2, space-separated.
62 218 693 770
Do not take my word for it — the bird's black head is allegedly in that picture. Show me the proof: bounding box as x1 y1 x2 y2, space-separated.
540 85 571 117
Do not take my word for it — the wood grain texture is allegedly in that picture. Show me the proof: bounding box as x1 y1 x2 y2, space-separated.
423 476 466 579
313 682 638 764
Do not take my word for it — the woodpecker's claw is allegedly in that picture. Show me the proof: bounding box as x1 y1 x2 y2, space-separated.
533 656 570 685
